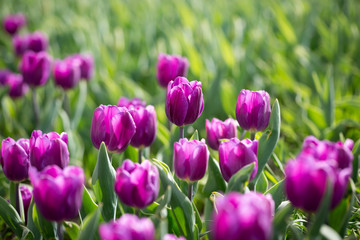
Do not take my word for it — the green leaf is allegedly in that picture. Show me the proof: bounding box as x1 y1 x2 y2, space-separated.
155 186 172 215
64 221 80 240
203 157 227 197
192 202 202 233
273 202 294 240
71 81 87 130
32 203 56 239
189 130 199 141
352 139 360 183
27 200 40 240
78 206 102 240
252 99 281 183
264 180 285 209
80 186 98 219
226 162 254 193
255 172 268 193
320 225 342 240
92 142 117 221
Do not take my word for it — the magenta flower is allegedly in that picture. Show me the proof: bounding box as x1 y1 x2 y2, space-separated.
0 69 10 85
29 165 84 222
20 185 32 221
27 32 48 53
2 14 26 35
53 58 81 90
163 234 186 240
91 105 136 153
235 89 271 132
117 97 146 109
4 73 29 98
20 51 52 87
12 35 29 56
66 54 94 80
205 118 237 150
156 53 189 88
165 77 204 127
114 160 159 209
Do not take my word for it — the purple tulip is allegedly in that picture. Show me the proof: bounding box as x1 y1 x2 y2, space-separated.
20 51 52 87
91 105 136 153
285 136 353 212
12 35 29 56
0 138 30 182
118 97 146 109
29 130 69 171
53 58 81 90
174 138 209 182
3 14 26 35
165 77 204 126
29 165 84 222
235 89 271 132
219 138 258 182
156 53 189 88
205 118 238 150
99 214 155 240
0 69 10 85
163 234 186 240
114 160 159 209
5 73 29 98
66 54 94 80
128 105 157 148
27 32 48 53
20 185 32 221
212 192 274 240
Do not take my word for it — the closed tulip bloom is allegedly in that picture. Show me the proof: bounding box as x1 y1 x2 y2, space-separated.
236 89 271 132
20 185 32 221
129 105 157 148
115 160 159 209
206 118 237 150
66 54 94 80
0 138 30 182
212 192 274 240
99 214 155 240
53 59 81 90
118 97 146 109
165 77 204 126
174 138 209 182
3 14 26 35
156 53 189 88
163 234 186 240
29 165 84 222
91 105 136 153
12 35 28 56
20 51 52 86
5 73 29 98
0 69 10 85
28 32 48 53
29 130 69 171
219 138 258 182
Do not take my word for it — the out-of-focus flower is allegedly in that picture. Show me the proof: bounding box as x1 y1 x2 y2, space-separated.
205 118 237 150
174 138 209 182
53 58 81 90
28 32 48 53
3 14 26 35
156 53 189 88
165 77 204 127
66 54 94 81
163 234 186 240
212 192 274 240
99 214 155 240
5 73 29 98
12 35 28 56
29 130 69 171
29 165 84 222
235 89 271 132
0 69 10 85
117 97 146 109
0 138 30 182
20 185 32 221
115 160 159 209
20 51 52 87
219 138 258 182
91 105 136 153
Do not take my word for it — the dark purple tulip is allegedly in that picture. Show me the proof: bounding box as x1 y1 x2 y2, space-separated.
236 89 271 132
219 138 258 182
66 54 94 80
12 35 29 56
117 97 146 109
28 32 48 53
212 192 274 240
20 51 52 87
165 77 204 126
129 105 157 148
91 105 136 153
174 138 209 182
0 69 10 85
29 130 69 171
29 165 84 222
2 14 26 35
0 138 30 182
20 185 32 221
205 118 238 150
99 214 155 240
114 160 159 209
5 73 29 98
163 234 186 240
156 53 189 88
53 59 81 90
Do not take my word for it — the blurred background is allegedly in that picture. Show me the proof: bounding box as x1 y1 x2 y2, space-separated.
1 0 360 181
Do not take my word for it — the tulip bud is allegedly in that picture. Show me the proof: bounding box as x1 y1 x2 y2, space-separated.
29 165 84 222
66 54 94 80
117 97 146 109
174 138 209 182
20 51 52 87
2 14 26 35
212 192 274 240
20 185 32 221
115 160 159 209
156 53 189 88
0 138 30 182
219 138 258 182
29 130 69 171
205 118 237 150
129 105 157 148
53 58 81 90
165 77 204 127
235 89 271 132
5 73 29 98
91 105 136 153
28 32 48 53
163 234 186 240
99 214 155 240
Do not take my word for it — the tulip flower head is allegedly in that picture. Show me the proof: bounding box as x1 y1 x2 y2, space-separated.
27 32 48 53
20 185 32 221
66 54 94 81
163 234 186 240
4 73 29 98
3 14 26 35
0 69 10 85
20 51 52 87
53 58 81 90
156 53 189 88
117 97 146 109
206 118 238 150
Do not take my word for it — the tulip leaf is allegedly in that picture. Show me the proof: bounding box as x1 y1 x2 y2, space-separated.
320 225 342 240
192 202 203 233
264 179 285 209
203 157 227 197
64 221 80 240
79 206 102 240
255 172 268 193
71 81 88 130
273 202 294 240
32 203 56 239
0 196 34 240
155 185 172 215
189 130 199 141
352 139 360 183
80 186 98 219
92 142 117 221
226 162 255 193
27 200 40 240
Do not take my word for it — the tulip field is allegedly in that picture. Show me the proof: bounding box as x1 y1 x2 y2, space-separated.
1 0 360 239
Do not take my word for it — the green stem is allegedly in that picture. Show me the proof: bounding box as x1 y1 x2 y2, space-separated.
63 91 70 118
188 183 193 202
240 130 246 140
57 221 63 240
179 126 184 139
138 148 143 164
250 132 256 141
10 182 20 215
32 88 39 128
135 208 140 217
